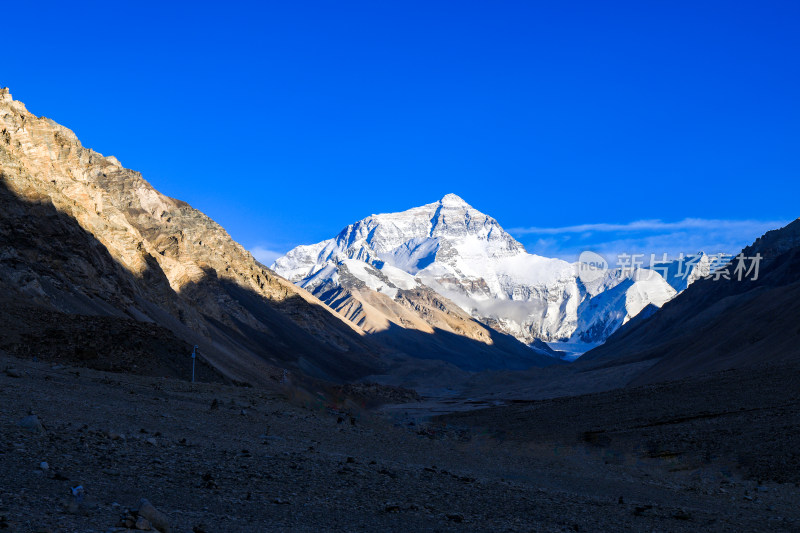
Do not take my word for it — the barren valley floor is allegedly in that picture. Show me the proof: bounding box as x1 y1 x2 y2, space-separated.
2 353 799 532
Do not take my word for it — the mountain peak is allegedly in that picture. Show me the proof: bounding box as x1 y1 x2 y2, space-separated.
439 193 469 207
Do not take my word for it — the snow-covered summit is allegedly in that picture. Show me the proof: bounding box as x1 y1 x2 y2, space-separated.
439 192 468 205
274 193 526 280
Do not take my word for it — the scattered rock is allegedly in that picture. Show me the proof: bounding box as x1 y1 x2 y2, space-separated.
107 430 126 441
633 505 653 516
137 499 170 533
118 511 137 528
4 368 24 378
18 415 44 434
378 468 398 479
39 462 49 471
673 508 693 521
135 516 152 530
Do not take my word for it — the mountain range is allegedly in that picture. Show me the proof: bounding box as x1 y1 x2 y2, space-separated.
2 86 796 396
0 88 555 388
273 193 681 352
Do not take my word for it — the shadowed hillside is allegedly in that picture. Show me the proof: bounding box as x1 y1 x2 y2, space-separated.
0 88 388 384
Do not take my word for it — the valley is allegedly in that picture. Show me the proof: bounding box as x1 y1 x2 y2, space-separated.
3 352 799 532
1 86 798 533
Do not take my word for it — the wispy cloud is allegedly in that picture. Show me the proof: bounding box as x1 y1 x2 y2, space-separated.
250 246 285 266
513 218 793 263
509 218 789 235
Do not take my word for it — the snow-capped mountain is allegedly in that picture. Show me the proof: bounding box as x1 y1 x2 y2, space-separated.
572 268 676 343
272 194 677 347
649 252 719 293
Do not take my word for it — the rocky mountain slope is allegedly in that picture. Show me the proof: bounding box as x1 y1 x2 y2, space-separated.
274 194 676 347
298 257 559 372
0 88 387 384
650 252 714 293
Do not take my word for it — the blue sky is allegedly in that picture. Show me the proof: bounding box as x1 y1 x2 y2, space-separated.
3 1 797 264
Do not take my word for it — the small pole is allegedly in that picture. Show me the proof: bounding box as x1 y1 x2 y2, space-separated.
191 345 198 383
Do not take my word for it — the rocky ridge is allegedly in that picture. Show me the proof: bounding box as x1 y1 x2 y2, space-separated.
0 87 384 384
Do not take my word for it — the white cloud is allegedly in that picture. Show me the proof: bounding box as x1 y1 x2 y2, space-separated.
509 218 790 235
514 218 793 263
250 246 285 266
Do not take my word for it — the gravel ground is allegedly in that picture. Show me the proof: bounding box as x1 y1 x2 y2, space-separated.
1 354 799 532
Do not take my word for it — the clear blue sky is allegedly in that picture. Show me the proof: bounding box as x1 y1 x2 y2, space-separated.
3 1 798 263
